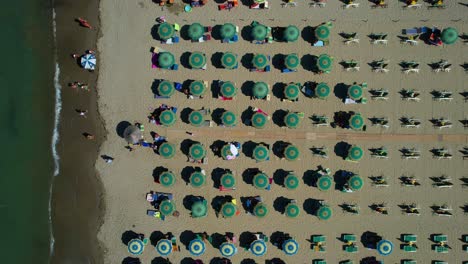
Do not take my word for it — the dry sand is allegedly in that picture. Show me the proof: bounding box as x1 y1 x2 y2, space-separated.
96 0 468 263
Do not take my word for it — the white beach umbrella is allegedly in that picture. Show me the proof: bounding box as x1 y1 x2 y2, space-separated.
81 53 96 70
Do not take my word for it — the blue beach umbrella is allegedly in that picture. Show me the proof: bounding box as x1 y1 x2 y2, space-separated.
250 240 267 256
128 239 145 255
220 242 237 257
81 53 96 70
282 239 299 255
377 240 393 256
156 239 173 256
189 239 206 256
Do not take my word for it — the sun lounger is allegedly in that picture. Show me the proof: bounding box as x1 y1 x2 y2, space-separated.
250 1 269 9
309 0 326 7
342 234 356 242
344 245 358 252
147 210 166 220
312 235 326 243
282 2 297 7
313 260 326 264
402 234 417 242
405 3 422 8
343 3 359 8
403 245 417 252
434 245 449 253
401 260 417 264
432 234 448 242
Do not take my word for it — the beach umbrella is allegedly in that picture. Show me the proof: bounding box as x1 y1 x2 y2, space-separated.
254 0 265 2
221 172 236 188
221 202 237 218
317 175 332 191
285 202 300 218
158 22 175 40
221 23 236 40
156 239 173 256
284 25 299 42
284 83 300 101
317 205 332 220
251 112 268 129
189 110 204 127
315 24 330 41
316 54 333 72
190 171 206 187
253 203 269 218
221 111 237 127
284 145 300 161
282 239 299 256
284 112 301 129
253 144 269 162
191 200 207 218
128 239 145 255
347 145 363 162
315 82 330 99
220 242 237 257
159 110 176 127
220 81 237 98
189 52 207 69
284 173 299 190
157 80 175 97
349 114 364 130
190 81 206 96
188 23 204 41
253 82 269 99
158 52 175 69
221 144 238 160
221 52 238 69
252 54 268 69
348 85 363 101
376 240 393 256
348 175 363 191
159 171 176 187
189 239 206 256
250 240 267 256
441 27 458 45
252 24 268 41
159 199 175 216
81 53 96 70
253 173 270 189
159 142 176 159
189 143 206 160
123 125 142 144
284 53 300 70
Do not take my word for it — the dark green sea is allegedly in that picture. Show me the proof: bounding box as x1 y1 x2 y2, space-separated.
0 0 55 263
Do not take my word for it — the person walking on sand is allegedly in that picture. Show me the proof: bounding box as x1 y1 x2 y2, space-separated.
77 17 93 29
76 109 88 118
83 132 94 140
103 156 114 164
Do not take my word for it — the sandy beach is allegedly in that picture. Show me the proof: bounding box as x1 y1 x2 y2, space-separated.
96 0 467 263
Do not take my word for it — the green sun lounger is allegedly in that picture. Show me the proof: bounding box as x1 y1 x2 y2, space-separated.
432 234 447 242
402 260 417 264
402 234 417 242
403 245 417 252
312 235 326 243
462 234 468 243
342 234 356 242
339 260 354 264
434 245 449 253
313 260 326 264
344 245 358 252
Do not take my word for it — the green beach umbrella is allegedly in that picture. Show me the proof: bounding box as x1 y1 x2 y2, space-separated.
159 142 176 159
284 25 300 42
190 171 206 187
284 145 300 161
347 145 363 162
221 172 236 188
253 144 269 162
159 171 175 187
253 173 269 189
189 143 206 160
221 23 236 40
158 52 175 69
220 82 237 98
348 85 363 101
285 53 300 70
348 175 363 191
191 200 207 218
315 82 330 99
221 144 238 160
252 24 268 41
251 112 268 129
189 111 204 127
158 22 175 40
285 203 300 218
159 199 175 216
221 202 237 218
188 23 204 41
317 205 332 220
189 52 207 69
252 54 268 69
284 173 299 190
222 52 238 69
317 175 332 191
190 81 206 96
253 203 269 218
315 24 330 41
317 54 333 72
349 114 364 130
253 82 269 99
156 239 173 256
222 111 237 127
441 27 458 45
159 110 176 127
284 112 301 129
157 80 175 97
284 83 300 100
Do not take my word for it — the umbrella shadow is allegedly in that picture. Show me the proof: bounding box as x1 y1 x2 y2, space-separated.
301 54 315 71
266 259 286 264
181 258 196 264
334 141 350 159
271 26 285 41
242 140 257 158
211 80 221 98
240 259 256 264
210 233 228 248
122 257 141 264
180 25 191 41
303 169 318 187
183 195 200 211
241 81 255 97
270 231 291 249
151 257 171 264
180 52 192 69
182 80 192 94
210 140 228 157
180 230 196 248
303 198 321 215
211 108 226 125
333 170 348 190
150 79 161 95
116 121 132 138
241 53 254 69
242 168 260 185
152 166 168 182
149 231 165 246
273 196 291 214
121 230 140 245
272 141 289 158
272 54 284 70
360 231 381 248
211 195 232 214
239 231 257 248
241 107 255 126
150 24 160 40
211 25 222 40
272 109 288 127
301 26 314 44
180 139 196 156
211 52 224 69
273 169 290 186
180 108 193 124
181 166 196 185
211 168 227 188
272 82 285 100
333 83 348 101
241 25 252 41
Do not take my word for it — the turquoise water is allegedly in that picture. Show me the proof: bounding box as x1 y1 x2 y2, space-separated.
0 0 54 263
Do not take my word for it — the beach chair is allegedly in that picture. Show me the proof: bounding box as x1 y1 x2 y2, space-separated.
309 0 326 8
372 203 388 215
344 244 358 252
342 234 356 242
432 234 448 242
311 115 329 127
147 210 166 221
400 117 421 128
432 90 453 101
402 234 417 242
400 34 420 45
341 203 359 214
404 0 422 9
402 260 417 264
342 60 360 72
369 89 389 100
434 245 449 253
370 117 389 128
400 89 420 102
432 148 452 160
312 235 326 243
311 146 328 158
281 1 298 7
313 260 326 264
342 33 359 45
370 33 388 45
250 1 269 9
371 176 389 187
370 147 388 158
343 1 360 8
403 245 417 252
428 0 445 8
432 118 452 129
